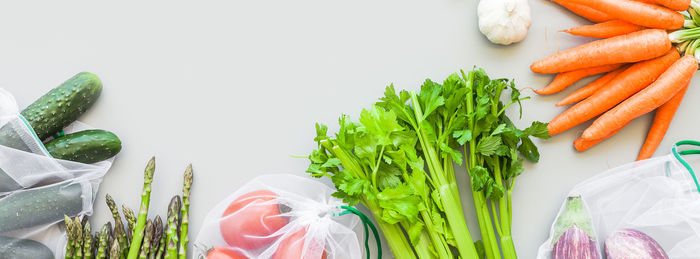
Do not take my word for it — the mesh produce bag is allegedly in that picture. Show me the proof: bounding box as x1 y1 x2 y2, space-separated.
537 140 700 259
0 88 114 258
194 174 381 259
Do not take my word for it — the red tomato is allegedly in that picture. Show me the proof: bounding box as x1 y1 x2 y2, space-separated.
272 228 327 259
220 190 289 250
206 247 248 259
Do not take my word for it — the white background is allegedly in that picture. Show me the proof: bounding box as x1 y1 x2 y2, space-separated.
1 1 698 258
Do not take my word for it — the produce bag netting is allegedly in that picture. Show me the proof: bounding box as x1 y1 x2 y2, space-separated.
0 88 114 258
537 140 700 259
194 174 381 259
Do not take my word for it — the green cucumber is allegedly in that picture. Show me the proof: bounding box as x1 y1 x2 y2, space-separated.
0 172 22 194
0 236 54 259
45 129 122 164
0 182 84 233
22 72 102 141
0 72 102 151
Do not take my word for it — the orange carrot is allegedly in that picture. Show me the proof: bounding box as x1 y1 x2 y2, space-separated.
557 65 628 106
531 29 671 74
653 0 691 11
534 64 622 95
565 20 645 38
574 122 628 151
568 0 684 29
581 55 697 141
547 49 679 135
551 0 614 23
637 83 690 160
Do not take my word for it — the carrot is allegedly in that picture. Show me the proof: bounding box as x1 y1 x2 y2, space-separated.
531 29 671 74
565 20 645 38
652 0 691 11
547 49 679 135
557 65 628 106
568 0 684 29
581 55 697 141
574 122 628 151
637 83 690 160
551 0 614 23
534 64 622 95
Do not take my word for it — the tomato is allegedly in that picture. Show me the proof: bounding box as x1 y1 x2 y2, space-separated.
220 190 289 250
272 228 327 259
206 247 248 259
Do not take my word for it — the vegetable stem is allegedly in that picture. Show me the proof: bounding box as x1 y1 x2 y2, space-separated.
366 201 417 259
410 91 480 259
127 157 156 259
178 165 193 259
462 70 501 259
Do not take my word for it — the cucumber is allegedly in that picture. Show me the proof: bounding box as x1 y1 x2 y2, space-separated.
21 72 102 141
0 172 22 194
0 72 103 192
0 182 84 233
45 129 122 164
0 236 53 259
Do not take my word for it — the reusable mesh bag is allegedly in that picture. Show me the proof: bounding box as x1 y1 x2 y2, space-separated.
537 140 700 259
0 88 114 258
194 174 382 259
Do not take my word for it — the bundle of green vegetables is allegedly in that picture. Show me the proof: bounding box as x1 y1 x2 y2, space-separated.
307 68 549 258
64 157 194 259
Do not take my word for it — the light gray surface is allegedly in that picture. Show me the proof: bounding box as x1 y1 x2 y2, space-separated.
1 1 698 258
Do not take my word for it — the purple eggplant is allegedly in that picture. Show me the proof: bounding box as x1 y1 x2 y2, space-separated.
553 225 600 259
605 229 668 259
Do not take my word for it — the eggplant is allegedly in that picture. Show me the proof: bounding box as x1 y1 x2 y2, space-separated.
553 225 600 259
551 195 601 258
552 196 596 243
605 229 669 259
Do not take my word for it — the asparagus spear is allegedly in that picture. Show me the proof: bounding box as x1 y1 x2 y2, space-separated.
109 238 121 259
114 219 128 258
163 196 182 259
139 220 154 259
65 215 75 259
107 222 114 255
155 209 170 259
94 233 101 258
107 194 129 252
165 237 178 259
97 223 111 259
149 216 163 259
82 215 89 227
178 165 193 259
127 157 156 259
84 222 94 259
122 204 136 241
74 217 84 259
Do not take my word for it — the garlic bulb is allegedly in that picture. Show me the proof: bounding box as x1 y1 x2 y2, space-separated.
477 0 531 45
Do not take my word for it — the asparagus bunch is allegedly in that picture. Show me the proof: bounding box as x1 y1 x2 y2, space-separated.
64 158 194 259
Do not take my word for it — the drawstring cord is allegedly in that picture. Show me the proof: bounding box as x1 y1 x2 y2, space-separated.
53 130 65 139
671 140 700 193
333 205 382 259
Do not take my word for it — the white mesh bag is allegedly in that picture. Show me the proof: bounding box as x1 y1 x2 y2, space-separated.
194 174 382 259
0 88 114 258
537 140 700 259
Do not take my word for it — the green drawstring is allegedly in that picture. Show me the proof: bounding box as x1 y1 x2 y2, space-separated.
671 140 700 194
18 115 52 157
334 206 382 259
53 130 65 139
